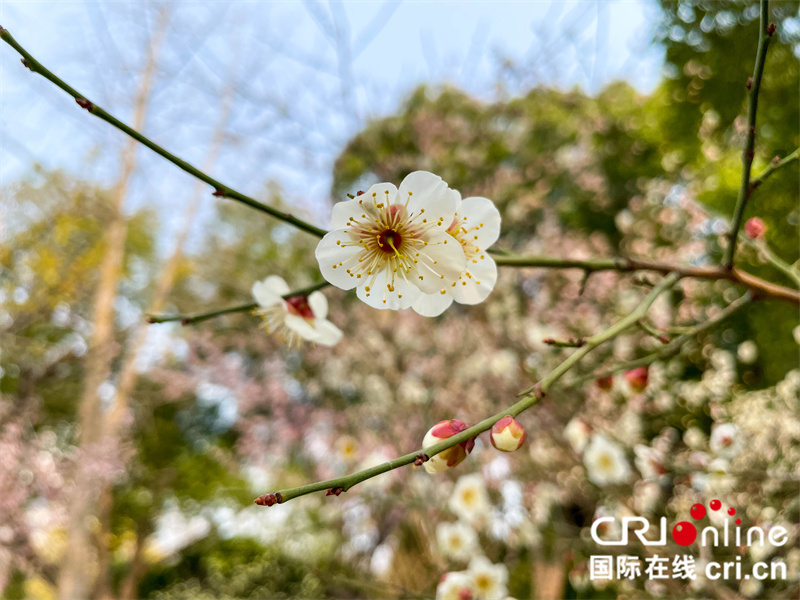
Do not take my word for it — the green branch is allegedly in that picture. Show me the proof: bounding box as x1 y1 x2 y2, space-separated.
0 27 327 239
723 0 775 269
255 273 679 506
581 292 753 385
146 281 331 325
750 147 799 191
493 253 800 305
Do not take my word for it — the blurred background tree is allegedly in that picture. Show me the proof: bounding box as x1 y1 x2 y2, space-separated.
1 1 798 599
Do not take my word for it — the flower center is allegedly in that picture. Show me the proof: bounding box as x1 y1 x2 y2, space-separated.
285 295 314 319
377 229 403 254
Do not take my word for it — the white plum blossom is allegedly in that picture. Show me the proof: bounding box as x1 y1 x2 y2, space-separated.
633 444 667 481
315 171 466 310
564 418 591 453
436 521 479 562
449 474 491 525
709 423 743 459
412 192 501 317
436 571 476 600
583 434 631 486
467 555 509 600
251 276 342 347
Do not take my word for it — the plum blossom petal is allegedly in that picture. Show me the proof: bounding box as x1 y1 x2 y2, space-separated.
411 290 454 317
251 275 290 307
307 291 328 319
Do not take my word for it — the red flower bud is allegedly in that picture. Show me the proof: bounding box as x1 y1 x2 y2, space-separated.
422 419 475 474
596 375 614 391
744 217 766 239
490 416 527 452
625 367 649 393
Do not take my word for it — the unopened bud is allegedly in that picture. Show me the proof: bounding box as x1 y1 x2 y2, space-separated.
254 492 282 506
744 217 766 239
75 98 93 111
625 366 649 393
421 419 475 474
596 375 614 391
767 22 776 36
490 416 527 452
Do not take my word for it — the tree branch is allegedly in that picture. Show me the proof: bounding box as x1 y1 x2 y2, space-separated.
493 253 800 305
0 27 327 239
723 0 775 269
255 273 679 506
146 281 330 325
579 291 753 386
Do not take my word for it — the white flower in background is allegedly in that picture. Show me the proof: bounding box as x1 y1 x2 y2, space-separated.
252 276 342 347
583 435 631 486
683 426 706 450
737 340 758 364
449 474 491 524
436 521 479 562
315 171 466 310
564 418 591 453
633 444 667 481
467 555 509 600
436 571 476 600
412 192 501 317
709 423 743 459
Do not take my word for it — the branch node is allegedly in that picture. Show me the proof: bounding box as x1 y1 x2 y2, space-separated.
212 188 225 197
533 383 546 400
543 337 585 348
579 270 592 296
20 57 33 71
746 77 753 90
180 318 191 326
75 98 93 111
254 492 282 506
766 22 776 36
413 453 429 467
326 487 344 497
771 155 780 165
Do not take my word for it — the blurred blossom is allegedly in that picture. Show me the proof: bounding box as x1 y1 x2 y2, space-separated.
449 474 491 525
436 521 479 562
709 423 743 459
252 275 342 346
583 435 631 486
436 571 476 600
683 426 706 450
467 555 508 600
737 340 758 364
564 418 591 453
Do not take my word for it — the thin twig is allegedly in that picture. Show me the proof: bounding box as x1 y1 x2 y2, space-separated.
723 0 775 269
580 292 753 386
0 27 327 239
750 147 799 191
256 274 679 506
146 281 331 325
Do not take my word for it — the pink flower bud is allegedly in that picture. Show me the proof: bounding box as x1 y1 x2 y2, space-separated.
596 375 614 391
625 366 649 393
490 415 527 452
744 217 766 239
422 419 475 474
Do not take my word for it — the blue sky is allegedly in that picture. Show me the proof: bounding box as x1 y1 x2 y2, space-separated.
1 1 665 244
